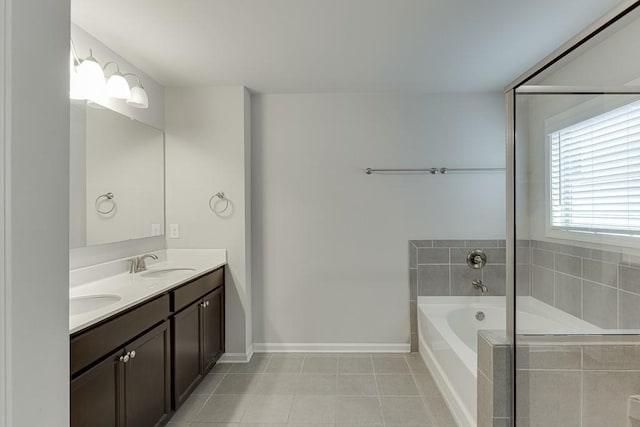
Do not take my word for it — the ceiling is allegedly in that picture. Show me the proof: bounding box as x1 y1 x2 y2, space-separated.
71 0 626 93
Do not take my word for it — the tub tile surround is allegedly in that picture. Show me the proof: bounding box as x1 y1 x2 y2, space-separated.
477 331 511 427
528 239 640 329
478 333 640 427
409 239 509 351
515 335 640 427
410 239 507 297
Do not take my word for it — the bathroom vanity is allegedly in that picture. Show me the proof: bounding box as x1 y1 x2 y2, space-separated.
69 251 226 427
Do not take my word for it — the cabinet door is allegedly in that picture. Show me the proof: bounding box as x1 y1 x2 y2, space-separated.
172 300 203 408
124 321 171 427
71 350 123 427
202 286 224 373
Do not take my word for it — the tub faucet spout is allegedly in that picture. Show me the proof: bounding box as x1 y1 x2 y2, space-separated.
472 279 488 294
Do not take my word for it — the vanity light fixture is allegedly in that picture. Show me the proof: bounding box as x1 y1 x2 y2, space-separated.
69 40 150 109
103 62 131 100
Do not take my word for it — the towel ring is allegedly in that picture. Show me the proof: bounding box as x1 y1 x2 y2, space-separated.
95 192 116 215
209 192 229 214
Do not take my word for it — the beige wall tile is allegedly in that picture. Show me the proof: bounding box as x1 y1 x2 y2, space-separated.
583 371 640 427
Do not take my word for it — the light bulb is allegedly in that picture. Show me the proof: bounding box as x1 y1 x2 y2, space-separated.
127 85 149 109
76 51 105 100
106 73 131 99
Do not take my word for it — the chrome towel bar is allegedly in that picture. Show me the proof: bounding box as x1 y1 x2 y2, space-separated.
364 167 505 175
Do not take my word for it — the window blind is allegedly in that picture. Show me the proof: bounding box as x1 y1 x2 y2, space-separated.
550 99 640 236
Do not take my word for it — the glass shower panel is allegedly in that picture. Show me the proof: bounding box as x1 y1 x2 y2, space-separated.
514 91 640 426
523 5 640 89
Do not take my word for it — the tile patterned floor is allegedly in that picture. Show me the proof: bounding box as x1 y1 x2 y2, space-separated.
168 353 457 427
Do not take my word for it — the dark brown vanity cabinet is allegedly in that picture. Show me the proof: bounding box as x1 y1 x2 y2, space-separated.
123 322 171 427
71 267 225 426
202 286 224 371
70 349 120 427
71 296 171 427
172 270 225 408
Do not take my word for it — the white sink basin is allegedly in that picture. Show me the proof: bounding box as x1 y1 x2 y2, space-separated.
70 294 121 316
140 267 196 279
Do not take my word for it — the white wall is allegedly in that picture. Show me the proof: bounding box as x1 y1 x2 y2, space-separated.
3 0 70 425
70 103 87 248
251 93 505 347
165 86 252 358
243 89 253 352
69 24 167 269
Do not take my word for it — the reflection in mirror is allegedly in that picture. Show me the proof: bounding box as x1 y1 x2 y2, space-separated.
70 101 164 248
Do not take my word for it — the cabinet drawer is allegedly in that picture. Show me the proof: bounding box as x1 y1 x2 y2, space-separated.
172 267 223 312
71 294 170 376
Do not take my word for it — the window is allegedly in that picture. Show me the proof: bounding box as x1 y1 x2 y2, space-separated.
550 99 640 237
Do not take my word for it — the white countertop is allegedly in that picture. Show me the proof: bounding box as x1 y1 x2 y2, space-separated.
69 249 227 335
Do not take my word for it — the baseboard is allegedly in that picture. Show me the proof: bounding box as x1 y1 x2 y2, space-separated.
218 344 254 363
253 343 411 353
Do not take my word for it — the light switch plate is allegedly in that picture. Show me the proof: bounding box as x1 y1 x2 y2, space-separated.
170 223 180 239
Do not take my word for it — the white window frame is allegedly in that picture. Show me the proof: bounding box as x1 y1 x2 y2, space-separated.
544 94 640 247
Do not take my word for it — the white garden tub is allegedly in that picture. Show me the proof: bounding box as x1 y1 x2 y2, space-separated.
417 296 599 427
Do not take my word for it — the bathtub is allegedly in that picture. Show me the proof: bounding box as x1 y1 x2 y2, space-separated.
417 296 600 427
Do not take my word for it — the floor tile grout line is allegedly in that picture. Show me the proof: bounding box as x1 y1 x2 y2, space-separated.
405 352 440 425
371 354 386 426
299 352 308 375
334 355 339 424
191 367 230 421
205 355 266 423
411 363 435 425
408 354 434 425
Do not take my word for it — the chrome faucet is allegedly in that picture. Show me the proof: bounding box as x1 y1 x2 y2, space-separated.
129 253 158 273
472 279 488 294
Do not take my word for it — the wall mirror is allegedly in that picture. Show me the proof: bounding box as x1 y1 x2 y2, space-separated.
70 101 164 248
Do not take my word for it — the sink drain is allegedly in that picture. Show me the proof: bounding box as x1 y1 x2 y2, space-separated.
475 311 485 321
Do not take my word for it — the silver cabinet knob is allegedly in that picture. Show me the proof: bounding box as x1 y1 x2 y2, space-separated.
130 350 136 359
120 352 130 363
205 301 210 307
